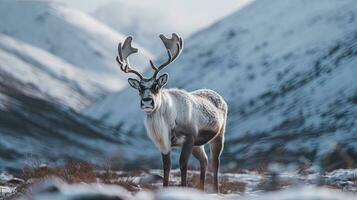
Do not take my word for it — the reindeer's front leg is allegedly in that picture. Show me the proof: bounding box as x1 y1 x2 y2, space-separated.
162 152 171 187
180 134 194 187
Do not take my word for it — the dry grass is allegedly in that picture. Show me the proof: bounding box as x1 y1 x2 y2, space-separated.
17 159 162 194
13 160 140 197
6 160 99 199
97 170 144 192
256 175 292 191
22 160 96 183
220 181 246 193
190 172 246 193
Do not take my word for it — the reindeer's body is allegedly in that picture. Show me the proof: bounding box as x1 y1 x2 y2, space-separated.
116 33 227 192
145 88 227 154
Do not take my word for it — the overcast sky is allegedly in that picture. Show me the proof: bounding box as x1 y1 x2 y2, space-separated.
51 0 253 34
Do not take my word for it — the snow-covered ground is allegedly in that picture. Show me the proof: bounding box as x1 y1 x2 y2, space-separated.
2 168 357 199
0 172 20 198
85 0 357 169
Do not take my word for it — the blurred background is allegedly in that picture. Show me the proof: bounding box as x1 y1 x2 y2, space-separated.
0 0 356 175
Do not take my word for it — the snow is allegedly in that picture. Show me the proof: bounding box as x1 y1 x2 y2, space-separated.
0 0 152 91
222 172 262 193
0 172 20 198
0 65 124 172
0 34 108 109
239 186 357 200
0 93 8 109
155 187 222 200
0 172 15 182
84 0 357 167
12 169 357 200
0 186 15 198
19 178 132 200
325 169 357 182
16 185 357 200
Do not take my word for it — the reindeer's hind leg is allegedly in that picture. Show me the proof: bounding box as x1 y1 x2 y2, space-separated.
192 146 208 190
210 134 224 193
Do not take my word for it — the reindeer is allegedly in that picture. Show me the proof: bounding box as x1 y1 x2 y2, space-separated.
116 33 227 192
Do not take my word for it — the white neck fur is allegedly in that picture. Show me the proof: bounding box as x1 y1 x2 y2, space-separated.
144 91 173 154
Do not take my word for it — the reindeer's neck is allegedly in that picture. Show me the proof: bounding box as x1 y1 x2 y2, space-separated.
144 90 174 154
149 89 170 115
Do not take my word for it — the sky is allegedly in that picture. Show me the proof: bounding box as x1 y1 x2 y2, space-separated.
51 0 254 35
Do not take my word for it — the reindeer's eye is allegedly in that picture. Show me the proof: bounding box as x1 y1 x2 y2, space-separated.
139 85 145 93
151 84 160 93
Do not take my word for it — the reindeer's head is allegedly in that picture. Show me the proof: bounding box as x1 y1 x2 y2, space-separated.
116 33 183 113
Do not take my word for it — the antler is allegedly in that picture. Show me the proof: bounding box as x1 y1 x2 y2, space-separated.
149 33 183 79
116 36 144 79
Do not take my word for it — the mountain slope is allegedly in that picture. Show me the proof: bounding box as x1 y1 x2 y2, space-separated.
85 0 357 169
0 1 154 171
0 78 124 171
0 34 129 171
0 0 151 91
0 34 106 109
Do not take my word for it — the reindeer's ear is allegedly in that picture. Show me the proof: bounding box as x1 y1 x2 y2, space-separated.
128 78 141 90
157 73 169 87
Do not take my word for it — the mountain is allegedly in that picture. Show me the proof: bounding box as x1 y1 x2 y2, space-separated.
0 34 131 171
0 34 104 110
0 78 123 171
85 0 357 169
0 1 153 171
0 0 152 91
92 1 177 55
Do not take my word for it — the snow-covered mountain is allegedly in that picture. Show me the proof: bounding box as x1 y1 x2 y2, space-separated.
0 1 155 171
0 34 129 171
92 1 178 55
0 0 152 91
0 34 105 109
85 0 357 169
0 80 123 171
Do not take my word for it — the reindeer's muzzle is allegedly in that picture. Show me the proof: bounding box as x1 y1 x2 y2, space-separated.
141 98 154 112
